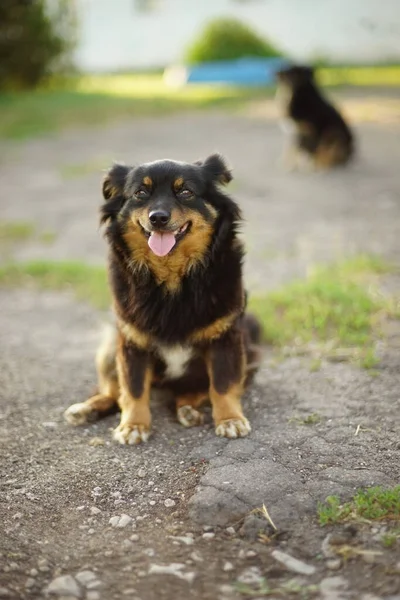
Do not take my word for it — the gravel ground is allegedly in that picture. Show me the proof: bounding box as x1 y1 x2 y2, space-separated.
1 90 400 600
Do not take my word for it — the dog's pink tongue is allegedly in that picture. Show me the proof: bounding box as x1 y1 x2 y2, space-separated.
148 232 176 257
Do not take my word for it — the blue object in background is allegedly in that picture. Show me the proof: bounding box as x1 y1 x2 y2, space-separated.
186 57 290 86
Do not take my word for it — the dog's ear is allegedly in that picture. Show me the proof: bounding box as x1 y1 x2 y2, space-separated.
102 163 130 200
101 163 131 224
197 153 232 186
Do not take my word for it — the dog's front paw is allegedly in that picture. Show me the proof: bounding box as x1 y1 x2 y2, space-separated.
215 417 251 439
113 424 150 445
64 402 96 426
177 405 204 428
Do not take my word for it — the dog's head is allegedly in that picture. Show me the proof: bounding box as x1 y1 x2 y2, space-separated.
101 154 240 280
276 65 315 90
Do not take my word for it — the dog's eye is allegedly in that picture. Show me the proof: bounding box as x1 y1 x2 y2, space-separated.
135 189 149 199
177 188 193 199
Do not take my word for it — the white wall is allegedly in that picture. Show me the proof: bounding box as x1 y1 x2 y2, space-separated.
73 0 400 71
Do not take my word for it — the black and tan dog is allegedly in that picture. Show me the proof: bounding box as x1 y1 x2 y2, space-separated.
276 65 354 170
64 154 262 444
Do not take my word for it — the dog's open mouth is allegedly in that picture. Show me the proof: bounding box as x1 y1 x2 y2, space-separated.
142 221 191 257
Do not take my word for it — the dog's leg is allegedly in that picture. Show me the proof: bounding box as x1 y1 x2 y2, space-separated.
206 327 250 439
176 393 207 428
64 325 119 425
113 339 152 445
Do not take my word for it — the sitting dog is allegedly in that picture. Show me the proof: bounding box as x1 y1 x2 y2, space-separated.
275 65 354 170
64 154 262 444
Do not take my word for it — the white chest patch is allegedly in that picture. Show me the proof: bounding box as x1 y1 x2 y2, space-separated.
157 345 194 379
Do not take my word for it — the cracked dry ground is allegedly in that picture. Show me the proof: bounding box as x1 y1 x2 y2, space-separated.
1 90 400 600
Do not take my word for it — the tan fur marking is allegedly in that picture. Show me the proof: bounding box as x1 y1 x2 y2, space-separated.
190 312 238 343
143 176 152 187
173 177 184 190
123 209 215 293
114 350 152 441
315 138 349 168
209 382 246 425
103 178 119 199
295 120 315 135
176 393 208 410
118 318 150 350
205 202 218 219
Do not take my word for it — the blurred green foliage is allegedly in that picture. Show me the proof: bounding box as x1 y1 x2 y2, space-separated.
0 0 76 90
185 17 282 64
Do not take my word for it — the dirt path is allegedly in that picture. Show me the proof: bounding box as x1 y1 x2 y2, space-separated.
1 91 400 600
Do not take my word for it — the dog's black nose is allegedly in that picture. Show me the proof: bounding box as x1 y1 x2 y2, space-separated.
149 210 171 227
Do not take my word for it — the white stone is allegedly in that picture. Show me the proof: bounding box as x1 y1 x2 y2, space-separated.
271 549 316 575
148 563 196 584
75 571 96 587
46 575 82 598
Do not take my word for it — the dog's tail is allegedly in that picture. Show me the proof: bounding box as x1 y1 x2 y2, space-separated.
243 312 264 386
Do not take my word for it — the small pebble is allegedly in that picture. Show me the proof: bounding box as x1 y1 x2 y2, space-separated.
226 527 235 536
246 550 257 558
237 566 263 585
203 525 213 532
90 507 101 515
190 551 203 562
138 469 146 478
88 528 95 534
223 561 234 572
326 558 342 570
130 534 139 542
46 574 81 597
30 568 38 577
109 514 132 528
25 578 35 588
75 570 97 586
149 501 156 506
89 437 104 447
202 532 215 540
164 498 176 508
271 549 316 576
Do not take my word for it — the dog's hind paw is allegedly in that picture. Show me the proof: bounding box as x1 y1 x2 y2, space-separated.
113 424 150 445
215 418 251 439
64 402 96 426
177 405 204 428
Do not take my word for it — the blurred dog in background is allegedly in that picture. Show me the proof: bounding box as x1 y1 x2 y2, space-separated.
276 65 354 171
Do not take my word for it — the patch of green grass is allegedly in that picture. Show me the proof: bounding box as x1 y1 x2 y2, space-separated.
235 577 318 598
289 413 321 426
381 532 399 548
318 65 400 88
38 231 57 244
0 221 57 253
1 66 399 140
0 74 272 140
318 486 400 526
249 254 399 367
309 358 322 372
0 261 110 310
0 221 35 243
